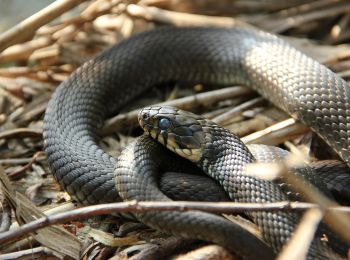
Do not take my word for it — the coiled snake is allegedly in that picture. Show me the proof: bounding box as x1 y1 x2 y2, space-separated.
43 26 350 258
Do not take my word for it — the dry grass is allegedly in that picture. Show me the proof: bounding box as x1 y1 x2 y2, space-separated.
1 0 350 259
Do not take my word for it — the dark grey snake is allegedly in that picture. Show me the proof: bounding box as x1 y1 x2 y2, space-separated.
43 26 350 258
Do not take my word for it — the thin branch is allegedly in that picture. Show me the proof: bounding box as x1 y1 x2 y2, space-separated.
213 97 266 125
259 1 350 33
0 200 349 245
0 37 53 63
277 208 324 260
242 118 309 145
0 0 85 52
174 245 232 260
7 152 46 179
0 246 55 259
0 128 42 140
280 161 350 244
126 4 250 28
0 156 46 165
0 192 12 233
247 157 350 244
101 86 253 135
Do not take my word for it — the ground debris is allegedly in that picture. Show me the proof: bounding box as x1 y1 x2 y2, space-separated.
1 0 350 259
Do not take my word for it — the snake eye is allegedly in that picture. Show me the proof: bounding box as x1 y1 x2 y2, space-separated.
159 118 171 130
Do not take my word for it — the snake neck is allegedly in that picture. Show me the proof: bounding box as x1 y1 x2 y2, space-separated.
195 126 340 258
198 124 255 178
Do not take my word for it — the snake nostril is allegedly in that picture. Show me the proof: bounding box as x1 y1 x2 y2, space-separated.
142 112 149 120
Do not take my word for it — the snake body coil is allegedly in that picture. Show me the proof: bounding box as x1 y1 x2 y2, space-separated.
43 27 350 258
137 105 350 258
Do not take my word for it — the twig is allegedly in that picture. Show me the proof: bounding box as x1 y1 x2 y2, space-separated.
0 37 53 63
0 156 46 165
130 237 196 260
277 208 324 260
213 97 266 125
254 0 346 21
283 140 310 163
279 161 350 244
101 86 253 135
247 157 350 244
0 237 38 254
0 200 348 245
0 246 55 259
126 4 250 28
174 245 233 260
0 67 34 77
81 0 121 19
88 228 139 246
0 128 42 140
262 2 350 33
7 152 46 180
0 170 81 258
241 118 309 145
0 0 85 52
14 99 50 126
328 13 350 43
0 191 11 233
225 112 278 137
36 0 122 37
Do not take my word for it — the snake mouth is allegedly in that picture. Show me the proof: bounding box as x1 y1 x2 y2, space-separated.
138 107 171 148
138 106 206 162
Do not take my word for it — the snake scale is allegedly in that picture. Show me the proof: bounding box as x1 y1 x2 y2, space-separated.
43 26 350 258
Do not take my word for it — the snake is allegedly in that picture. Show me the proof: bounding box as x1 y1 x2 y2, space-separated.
42 26 350 258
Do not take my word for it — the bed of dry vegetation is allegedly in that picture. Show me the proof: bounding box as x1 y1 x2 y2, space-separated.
1 0 350 259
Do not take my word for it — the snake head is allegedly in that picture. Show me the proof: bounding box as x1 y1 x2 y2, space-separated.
138 106 206 162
